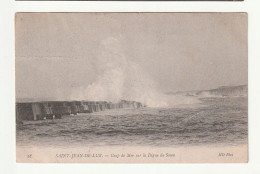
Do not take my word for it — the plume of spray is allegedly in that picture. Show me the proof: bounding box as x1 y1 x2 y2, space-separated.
71 37 198 107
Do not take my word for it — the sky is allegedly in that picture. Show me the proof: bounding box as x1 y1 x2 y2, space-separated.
15 13 247 100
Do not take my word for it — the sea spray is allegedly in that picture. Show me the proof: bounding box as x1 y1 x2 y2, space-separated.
70 37 198 107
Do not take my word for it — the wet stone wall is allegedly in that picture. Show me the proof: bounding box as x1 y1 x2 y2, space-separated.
16 100 143 121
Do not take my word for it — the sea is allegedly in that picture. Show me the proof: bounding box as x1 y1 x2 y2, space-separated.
16 96 248 148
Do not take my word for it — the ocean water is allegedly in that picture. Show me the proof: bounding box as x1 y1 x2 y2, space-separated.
16 96 248 148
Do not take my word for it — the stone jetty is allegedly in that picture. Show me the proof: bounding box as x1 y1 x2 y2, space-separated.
16 100 143 121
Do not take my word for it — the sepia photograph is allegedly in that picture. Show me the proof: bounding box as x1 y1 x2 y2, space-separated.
15 12 248 163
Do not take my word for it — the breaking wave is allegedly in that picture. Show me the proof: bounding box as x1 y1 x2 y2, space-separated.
70 37 198 107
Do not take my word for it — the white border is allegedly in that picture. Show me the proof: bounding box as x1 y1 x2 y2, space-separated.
1 0 260 173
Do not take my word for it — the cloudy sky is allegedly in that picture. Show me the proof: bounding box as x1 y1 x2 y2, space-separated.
15 13 247 100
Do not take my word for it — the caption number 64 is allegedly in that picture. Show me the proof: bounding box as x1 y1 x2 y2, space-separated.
27 154 32 158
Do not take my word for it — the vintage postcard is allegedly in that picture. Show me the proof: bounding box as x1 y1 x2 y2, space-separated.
15 12 248 163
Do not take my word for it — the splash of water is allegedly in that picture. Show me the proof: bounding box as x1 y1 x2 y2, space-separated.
71 37 198 107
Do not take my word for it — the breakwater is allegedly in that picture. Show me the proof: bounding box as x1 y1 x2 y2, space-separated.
16 100 143 121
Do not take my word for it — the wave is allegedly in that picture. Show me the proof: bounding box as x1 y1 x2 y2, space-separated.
70 37 199 107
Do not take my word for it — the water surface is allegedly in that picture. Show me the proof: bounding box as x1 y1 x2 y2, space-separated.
16 96 248 148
